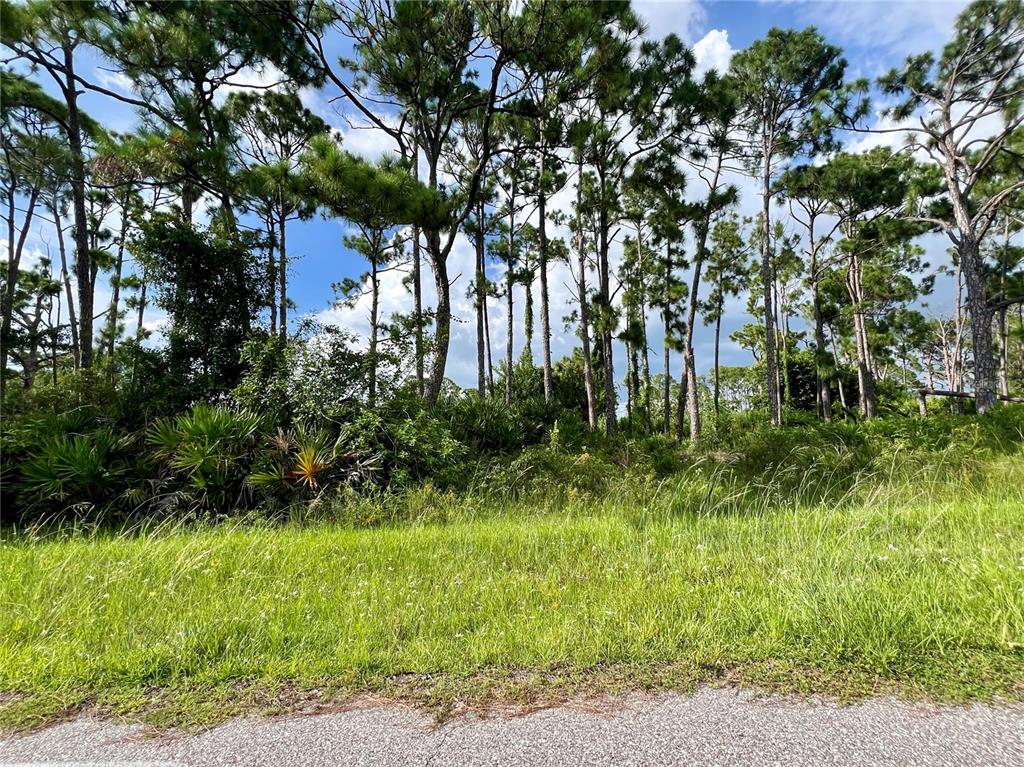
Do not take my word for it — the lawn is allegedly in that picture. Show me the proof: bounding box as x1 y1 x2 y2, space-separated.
1 452 1023 729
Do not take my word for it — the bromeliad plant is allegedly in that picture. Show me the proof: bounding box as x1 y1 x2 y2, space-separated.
248 427 378 507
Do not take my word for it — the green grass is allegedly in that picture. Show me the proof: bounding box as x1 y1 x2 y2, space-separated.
2 453 1023 729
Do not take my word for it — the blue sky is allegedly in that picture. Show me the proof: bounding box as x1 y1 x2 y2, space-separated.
7 1 974 390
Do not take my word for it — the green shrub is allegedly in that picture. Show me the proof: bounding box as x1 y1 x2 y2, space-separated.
479 444 618 500
3 368 118 419
15 427 139 523
343 397 467 488
145 405 266 514
438 394 525 453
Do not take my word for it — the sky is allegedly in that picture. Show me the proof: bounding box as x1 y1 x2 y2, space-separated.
6 0 977 391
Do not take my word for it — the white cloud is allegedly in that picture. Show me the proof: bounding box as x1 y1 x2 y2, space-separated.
788 0 969 63
633 0 708 43
692 29 734 76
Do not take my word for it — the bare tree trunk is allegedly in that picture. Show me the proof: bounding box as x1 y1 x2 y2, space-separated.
675 355 688 441
576 164 597 430
777 279 791 410
961 235 997 412
136 268 148 342
662 244 672 434
55 202 80 367
484 281 495 396
523 270 534 362
759 152 781 425
266 214 277 337
51 289 59 385
410 136 424 397
998 305 1010 397
105 193 131 370
713 306 723 421
424 148 453 406
636 233 652 435
625 344 634 422
1 185 40 395
425 226 450 405
846 250 876 418
475 203 486 397
277 203 288 339
368 252 379 409
505 175 516 406
597 166 615 435
23 293 45 388
830 325 848 414
683 153 722 441
640 312 652 435
538 149 553 402
811 282 832 421
998 219 1010 397
65 45 94 369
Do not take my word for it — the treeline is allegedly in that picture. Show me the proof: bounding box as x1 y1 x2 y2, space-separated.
1 0 1023 443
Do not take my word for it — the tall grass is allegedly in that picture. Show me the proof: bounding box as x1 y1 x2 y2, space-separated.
1 450 1022 727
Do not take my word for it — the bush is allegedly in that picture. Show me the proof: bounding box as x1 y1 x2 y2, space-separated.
3 368 118 419
232 325 366 424
342 396 468 488
437 394 525 453
477 444 618 500
15 427 139 524
145 405 266 514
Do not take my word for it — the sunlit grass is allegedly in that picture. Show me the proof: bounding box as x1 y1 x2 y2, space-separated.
1 453 1022 728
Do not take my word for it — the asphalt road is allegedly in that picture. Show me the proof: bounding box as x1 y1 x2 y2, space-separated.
2 687 1023 766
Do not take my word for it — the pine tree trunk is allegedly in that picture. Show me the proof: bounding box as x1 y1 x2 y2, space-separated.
662 244 672 435
675 356 688 441
830 325 848 414
475 204 486 398
484 282 495 396
411 140 424 397
51 291 59 385
577 166 597 431
426 226 450 406
636 231 652 435
523 276 534 362
368 254 379 409
505 175 516 406
759 151 781 425
998 304 1010 398
846 249 876 418
23 294 45 389
266 214 277 337
424 148 452 406
1 186 40 395
135 276 147 344
65 45 93 369
942 142 997 413
598 167 615 435
640 311 652 435
811 256 832 421
538 149 553 402
961 234 997 412
625 345 634 422
278 202 287 339
998 220 1010 398
713 308 723 421
683 153 722 442
105 194 130 369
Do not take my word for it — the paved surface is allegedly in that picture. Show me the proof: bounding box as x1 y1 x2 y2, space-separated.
2 687 1023 766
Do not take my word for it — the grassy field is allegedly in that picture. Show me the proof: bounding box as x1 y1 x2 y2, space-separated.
2 450 1023 729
